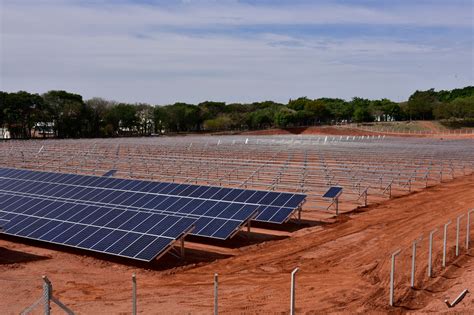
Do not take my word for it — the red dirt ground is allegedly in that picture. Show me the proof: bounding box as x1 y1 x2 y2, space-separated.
1 175 473 314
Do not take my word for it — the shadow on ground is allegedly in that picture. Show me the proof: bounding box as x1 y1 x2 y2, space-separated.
0 246 50 264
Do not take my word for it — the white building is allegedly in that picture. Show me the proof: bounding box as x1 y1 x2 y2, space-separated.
0 128 11 139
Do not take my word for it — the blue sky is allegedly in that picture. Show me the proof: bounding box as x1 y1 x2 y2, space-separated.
1 0 472 104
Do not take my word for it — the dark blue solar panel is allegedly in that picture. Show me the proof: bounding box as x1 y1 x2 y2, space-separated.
133 214 166 233
247 191 267 204
256 206 295 224
41 222 74 241
77 228 111 248
107 232 142 254
221 189 243 202
135 237 171 261
120 235 157 257
106 211 138 229
103 169 117 177
28 220 61 238
322 186 343 199
212 220 242 239
198 218 229 238
91 230 127 251
63 226 99 246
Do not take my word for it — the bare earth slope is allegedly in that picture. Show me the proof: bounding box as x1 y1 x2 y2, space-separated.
1 175 473 314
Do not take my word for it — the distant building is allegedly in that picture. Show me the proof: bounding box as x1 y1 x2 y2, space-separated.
33 122 55 138
0 128 11 139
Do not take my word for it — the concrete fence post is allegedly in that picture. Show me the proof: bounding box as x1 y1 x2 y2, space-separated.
214 273 218 315
132 274 137 315
43 276 51 315
390 249 402 306
428 229 438 277
443 221 452 267
411 237 422 288
290 268 299 315
456 215 464 256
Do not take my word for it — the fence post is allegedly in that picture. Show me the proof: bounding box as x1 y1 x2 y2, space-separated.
389 250 401 306
214 273 218 315
290 268 299 315
132 274 137 315
456 215 464 256
43 276 52 315
443 221 452 267
411 237 422 288
428 229 438 277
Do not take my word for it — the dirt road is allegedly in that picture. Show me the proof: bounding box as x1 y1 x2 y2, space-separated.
1 175 473 314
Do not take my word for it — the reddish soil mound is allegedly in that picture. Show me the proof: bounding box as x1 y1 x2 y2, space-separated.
1 175 473 313
242 126 381 136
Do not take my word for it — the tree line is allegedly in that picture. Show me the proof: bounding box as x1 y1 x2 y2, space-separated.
0 86 472 139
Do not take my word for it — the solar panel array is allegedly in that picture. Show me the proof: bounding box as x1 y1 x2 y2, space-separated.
0 168 305 225
0 192 194 261
0 167 306 262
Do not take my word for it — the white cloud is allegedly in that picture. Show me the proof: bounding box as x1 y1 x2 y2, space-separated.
0 0 472 103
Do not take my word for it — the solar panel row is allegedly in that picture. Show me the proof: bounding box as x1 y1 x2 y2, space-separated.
0 168 306 224
0 178 258 239
0 167 307 262
0 193 194 261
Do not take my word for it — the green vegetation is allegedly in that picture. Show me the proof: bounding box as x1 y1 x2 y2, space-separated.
0 86 472 138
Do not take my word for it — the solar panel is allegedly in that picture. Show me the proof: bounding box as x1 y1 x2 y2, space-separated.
0 192 195 261
0 168 306 225
102 169 117 177
0 177 258 238
0 218 9 231
322 186 343 199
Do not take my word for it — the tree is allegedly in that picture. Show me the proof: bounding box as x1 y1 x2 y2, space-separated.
274 108 295 127
106 103 138 135
304 100 329 124
203 115 233 131
322 98 352 121
248 109 274 129
135 103 154 135
288 97 312 111
407 89 438 120
3 91 44 138
84 97 116 137
353 106 374 123
434 96 474 119
153 106 169 134
42 90 86 138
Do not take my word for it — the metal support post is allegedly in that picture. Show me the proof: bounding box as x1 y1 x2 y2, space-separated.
290 268 299 315
132 274 137 315
428 229 437 278
411 237 422 288
443 221 452 267
456 215 464 256
390 249 401 306
214 273 218 315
